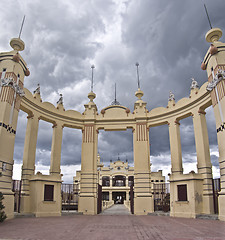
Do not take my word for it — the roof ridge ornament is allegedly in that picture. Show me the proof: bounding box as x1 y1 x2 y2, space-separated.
33 83 40 94
190 77 199 89
168 91 175 101
57 93 63 105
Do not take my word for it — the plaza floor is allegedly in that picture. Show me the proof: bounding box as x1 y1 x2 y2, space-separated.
1 206 225 240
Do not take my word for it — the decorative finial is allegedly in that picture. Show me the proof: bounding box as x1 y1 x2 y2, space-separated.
111 83 121 105
136 62 140 89
57 93 63 105
190 77 199 89
19 15 26 39
204 4 212 29
168 91 175 101
91 65 95 92
117 153 120 161
33 83 40 94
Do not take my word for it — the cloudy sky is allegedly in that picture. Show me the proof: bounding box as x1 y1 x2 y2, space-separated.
1 0 224 183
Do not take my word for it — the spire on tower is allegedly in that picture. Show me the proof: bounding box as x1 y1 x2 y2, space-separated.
91 65 95 92
136 62 140 89
204 4 212 29
19 15 26 39
111 83 121 105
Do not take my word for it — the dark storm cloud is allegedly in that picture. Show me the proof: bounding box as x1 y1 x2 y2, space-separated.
2 0 222 180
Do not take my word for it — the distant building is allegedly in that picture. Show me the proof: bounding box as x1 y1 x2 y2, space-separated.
73 154 165 210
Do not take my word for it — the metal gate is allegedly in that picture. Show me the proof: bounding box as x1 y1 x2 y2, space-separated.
97 184 102 214
61 183 79 210
212 178 220 214
130 183 134 214
12 180 22 213
153 183 170 212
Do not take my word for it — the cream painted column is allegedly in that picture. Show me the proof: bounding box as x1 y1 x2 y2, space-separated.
20 113 39 213
133 122 153 215
126 191 129 201
203 28 225 221
168 119 183 174
78 124 98 215
126 175 128 187
192 109 214 214
49 123 63 175
109 191 112 201
110 176 112 187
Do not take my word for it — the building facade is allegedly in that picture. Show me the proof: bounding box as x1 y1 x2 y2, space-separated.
74 154 165 210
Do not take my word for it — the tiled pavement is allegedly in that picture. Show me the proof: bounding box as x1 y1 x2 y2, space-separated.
1 209 225 240
100 204 131 215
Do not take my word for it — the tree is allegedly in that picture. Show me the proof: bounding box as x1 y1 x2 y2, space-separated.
0 192 7 222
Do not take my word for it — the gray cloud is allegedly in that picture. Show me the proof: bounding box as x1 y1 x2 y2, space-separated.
2 0 223 182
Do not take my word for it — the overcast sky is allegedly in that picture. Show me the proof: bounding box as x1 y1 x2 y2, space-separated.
0 0 224 183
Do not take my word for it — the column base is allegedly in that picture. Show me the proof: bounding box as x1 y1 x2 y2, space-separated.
134 195 154 215
20 194 31 214
78 195 97 215
219 193 225 221
202 193 214 214
2 192 14 220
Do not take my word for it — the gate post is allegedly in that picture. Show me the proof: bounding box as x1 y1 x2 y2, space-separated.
133 88 153 215
78 91 98 215
192 108 214 214
20 113 39 214
202 28 225 221
0 37 29 219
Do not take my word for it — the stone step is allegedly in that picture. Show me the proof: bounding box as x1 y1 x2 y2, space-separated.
196 214 219 220
148 211 170 216
61 211 83 216
14 213 35 218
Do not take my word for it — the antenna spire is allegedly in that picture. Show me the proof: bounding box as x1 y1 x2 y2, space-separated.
19 15 26 39
91 65 95 92
136 62 140 89
111 82 121 105
204 4 212 29
115 83 117 102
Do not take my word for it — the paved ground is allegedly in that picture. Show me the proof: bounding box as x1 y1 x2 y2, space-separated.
1 212 225 240
100 204 131 215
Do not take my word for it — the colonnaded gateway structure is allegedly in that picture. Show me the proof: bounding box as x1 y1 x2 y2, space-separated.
0 27 225 221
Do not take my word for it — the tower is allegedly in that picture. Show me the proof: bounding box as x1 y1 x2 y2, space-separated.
0 37 29 219
202 27 225 221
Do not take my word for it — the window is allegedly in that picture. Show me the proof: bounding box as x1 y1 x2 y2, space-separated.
1 68 6 79
177 184 187 201
102 192 109 201
44 184 54 201
102 176 110 186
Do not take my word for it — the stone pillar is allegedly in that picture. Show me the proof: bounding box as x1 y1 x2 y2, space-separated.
126 175 128 187
126 191 129 201
168 119 183 174
133 122 153 215
192 109 214 214
50 123 63 175
20 113 39 213
202 27 225 221
109 191 112 201
110 175 112 187
78 124 98 215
